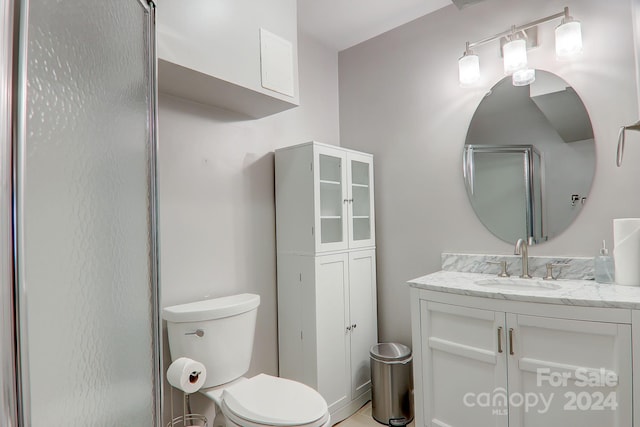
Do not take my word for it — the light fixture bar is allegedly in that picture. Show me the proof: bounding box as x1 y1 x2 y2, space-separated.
466 7 570 50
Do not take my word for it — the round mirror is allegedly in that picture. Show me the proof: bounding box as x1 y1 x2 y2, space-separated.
463 70 595 244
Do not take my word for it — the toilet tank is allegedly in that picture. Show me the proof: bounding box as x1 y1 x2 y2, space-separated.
163 293 260 388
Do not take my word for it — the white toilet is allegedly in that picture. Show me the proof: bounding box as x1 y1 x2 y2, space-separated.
163 293 331 427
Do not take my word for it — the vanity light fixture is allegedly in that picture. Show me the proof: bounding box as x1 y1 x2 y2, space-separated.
458 7 582 87
502 33 527 76
512 68 536 86
555 12 582 59
458 42 480 86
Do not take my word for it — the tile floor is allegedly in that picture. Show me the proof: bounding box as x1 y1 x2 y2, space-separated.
336 402 415 427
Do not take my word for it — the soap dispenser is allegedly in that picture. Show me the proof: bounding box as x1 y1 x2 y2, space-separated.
594 240 614 284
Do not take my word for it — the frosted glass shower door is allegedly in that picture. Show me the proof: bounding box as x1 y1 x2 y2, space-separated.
16 1 159 426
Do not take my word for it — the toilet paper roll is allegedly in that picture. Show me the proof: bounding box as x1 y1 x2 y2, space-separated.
167 357 207 394
614 218 640 286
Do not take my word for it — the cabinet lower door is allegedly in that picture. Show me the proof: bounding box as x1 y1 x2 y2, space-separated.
348 249 378 398
506 314 632 427
421 302 508 427
315 253 350 412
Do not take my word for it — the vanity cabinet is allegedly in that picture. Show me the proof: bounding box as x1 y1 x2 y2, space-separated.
275 141 375 255
412 290 632 427
275 142 378 423
157 0 299 118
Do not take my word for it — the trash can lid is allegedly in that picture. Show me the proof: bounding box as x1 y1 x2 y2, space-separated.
370 343 412 362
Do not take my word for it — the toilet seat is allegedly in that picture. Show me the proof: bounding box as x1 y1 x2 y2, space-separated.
219 374 329 427
222 402 330 427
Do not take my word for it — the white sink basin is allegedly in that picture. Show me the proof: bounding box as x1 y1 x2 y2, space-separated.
474 277 561 292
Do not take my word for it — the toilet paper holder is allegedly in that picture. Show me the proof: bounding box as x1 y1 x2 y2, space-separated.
167 389 207 427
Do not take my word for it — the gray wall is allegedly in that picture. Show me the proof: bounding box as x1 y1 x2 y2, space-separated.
339 0 640 346
158 32 339 421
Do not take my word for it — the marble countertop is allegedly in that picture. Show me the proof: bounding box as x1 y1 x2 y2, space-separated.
408 270 640 309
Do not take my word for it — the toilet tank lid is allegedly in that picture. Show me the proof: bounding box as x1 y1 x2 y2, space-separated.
163 293 260 323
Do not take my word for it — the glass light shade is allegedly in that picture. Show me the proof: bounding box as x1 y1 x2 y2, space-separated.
555 20 582 59
512 68 536 86
458 53 480 86
503 38 527 75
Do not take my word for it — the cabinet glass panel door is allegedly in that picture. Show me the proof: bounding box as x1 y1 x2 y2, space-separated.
316 147 348 252
348 154 375 249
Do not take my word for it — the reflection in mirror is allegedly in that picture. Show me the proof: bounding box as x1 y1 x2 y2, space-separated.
463 71 595 245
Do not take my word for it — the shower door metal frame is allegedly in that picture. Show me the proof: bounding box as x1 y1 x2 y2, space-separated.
145 2 163 426
147 2 163 426
4 0 163 425
0 0 18 424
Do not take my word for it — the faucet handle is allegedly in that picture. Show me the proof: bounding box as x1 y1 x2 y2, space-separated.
487 260 510 277
543 263 569 280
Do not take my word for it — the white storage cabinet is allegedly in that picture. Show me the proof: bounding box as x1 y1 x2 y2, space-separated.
275 141 375 255
275 142 378 423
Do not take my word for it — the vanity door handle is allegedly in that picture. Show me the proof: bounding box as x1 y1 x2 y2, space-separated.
509 328 515 355
497 327 503 353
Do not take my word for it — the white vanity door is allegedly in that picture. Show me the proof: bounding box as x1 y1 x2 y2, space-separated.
421 301 508 427
506 314 632 427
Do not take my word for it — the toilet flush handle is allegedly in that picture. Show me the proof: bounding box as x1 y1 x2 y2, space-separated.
185 329 205 337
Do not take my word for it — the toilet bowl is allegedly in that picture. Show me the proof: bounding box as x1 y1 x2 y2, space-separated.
163 294 330 427
202 374 330 427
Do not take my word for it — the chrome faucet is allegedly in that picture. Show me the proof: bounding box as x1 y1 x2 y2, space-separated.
514 238 532 279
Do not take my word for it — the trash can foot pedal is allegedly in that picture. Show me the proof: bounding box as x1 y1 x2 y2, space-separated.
388 417 409 427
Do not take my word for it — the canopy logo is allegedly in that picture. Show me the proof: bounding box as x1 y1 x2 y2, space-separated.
463 388 553 415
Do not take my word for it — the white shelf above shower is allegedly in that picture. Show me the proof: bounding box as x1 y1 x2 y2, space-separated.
157 0 299 119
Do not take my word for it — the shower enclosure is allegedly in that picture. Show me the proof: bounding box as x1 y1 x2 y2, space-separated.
463 144 545 244
1 0 162 425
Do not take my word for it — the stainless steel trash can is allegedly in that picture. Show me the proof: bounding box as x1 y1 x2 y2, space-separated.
370 343 414 426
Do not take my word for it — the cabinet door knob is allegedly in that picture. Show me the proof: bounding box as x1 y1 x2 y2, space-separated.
185 329 205 337
346 326 352 333
497 327 503 353
352 324 357 329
